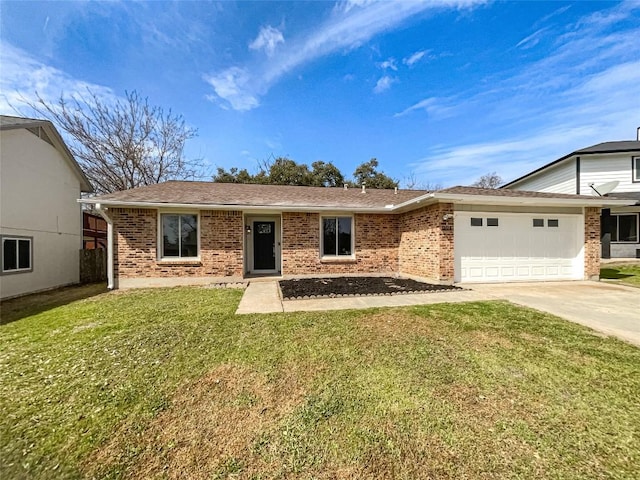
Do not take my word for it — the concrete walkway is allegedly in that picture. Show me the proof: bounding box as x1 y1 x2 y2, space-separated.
236 279 640 347
235 281 283 314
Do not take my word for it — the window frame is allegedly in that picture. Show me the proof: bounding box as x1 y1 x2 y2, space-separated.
1 235 33 275
633 157 640 183
157 211 201 261
319 215 355 260
610 213 639 244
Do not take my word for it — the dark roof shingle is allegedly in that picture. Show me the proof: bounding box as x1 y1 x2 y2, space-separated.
91 181 431 209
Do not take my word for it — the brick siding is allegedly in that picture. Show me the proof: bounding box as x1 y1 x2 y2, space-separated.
112 208 243 279
110 203 596 286
398 203 454 282
584 207 601 280
281 212 399 275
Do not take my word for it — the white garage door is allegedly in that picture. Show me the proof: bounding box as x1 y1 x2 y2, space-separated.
454 212 584 283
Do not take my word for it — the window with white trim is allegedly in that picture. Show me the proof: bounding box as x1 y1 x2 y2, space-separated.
321 216 353 257
611 214 639 243
160 214 198 258
633 157 640 182
1 236 32 274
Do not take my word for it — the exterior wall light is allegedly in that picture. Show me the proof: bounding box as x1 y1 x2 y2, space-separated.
245 225 252 234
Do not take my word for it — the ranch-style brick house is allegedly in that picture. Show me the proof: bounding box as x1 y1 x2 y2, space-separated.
82 181 629 288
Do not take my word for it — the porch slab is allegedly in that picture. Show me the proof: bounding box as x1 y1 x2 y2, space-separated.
235 281 284 314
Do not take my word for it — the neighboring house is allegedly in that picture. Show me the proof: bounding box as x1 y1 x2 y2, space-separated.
82 181 627 288
0 115 93 299
502 130 640 259
83 211 107 249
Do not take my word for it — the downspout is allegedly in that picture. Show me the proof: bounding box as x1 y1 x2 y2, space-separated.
95 203 114 289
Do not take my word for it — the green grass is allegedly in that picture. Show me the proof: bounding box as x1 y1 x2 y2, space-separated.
1 286 639 479
600 263 640 287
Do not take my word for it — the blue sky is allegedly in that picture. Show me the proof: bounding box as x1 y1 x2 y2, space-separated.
1 0 639 188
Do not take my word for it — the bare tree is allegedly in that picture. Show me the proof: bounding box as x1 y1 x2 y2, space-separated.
23 90 203 194
472 172 503 189
402 171 442 190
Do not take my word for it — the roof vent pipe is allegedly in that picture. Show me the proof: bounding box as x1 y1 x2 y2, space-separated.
637 126 639 141
361 183 366 194
394 186 398 194
344 183 348 190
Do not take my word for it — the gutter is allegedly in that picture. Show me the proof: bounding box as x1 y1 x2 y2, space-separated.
79 198 403 214
94 203 114 290
432 192 633 208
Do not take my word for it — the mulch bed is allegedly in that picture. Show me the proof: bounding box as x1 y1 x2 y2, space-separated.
279 276 462 300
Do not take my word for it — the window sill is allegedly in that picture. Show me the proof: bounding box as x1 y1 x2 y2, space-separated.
320 256 357 264
157 258 202 265
0 268 33 276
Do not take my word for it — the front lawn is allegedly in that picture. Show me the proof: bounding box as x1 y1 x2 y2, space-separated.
1 287 639 479
600 263 640 287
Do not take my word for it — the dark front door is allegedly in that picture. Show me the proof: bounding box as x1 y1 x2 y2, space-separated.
253 221 275 270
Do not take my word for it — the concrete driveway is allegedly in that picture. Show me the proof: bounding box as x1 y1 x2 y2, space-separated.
468 281 640 347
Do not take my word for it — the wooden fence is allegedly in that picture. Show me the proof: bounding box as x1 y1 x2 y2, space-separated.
80 248 107 284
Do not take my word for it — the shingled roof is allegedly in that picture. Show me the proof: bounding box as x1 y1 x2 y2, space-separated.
83 180 630 211
89 181 431 209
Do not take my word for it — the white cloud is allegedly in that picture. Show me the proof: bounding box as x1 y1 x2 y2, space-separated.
205 0 486 111
378 57 397 70
373 75 395 93
403 50 427 66
0 41 116 116
515 27 549 49
203 67 260 111
334 0 376 14
394 95 460 118
249 25 285 57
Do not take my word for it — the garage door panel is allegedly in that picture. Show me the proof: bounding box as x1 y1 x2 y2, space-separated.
455 212 583 283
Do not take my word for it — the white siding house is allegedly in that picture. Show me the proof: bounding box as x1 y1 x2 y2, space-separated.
503 134 640 259
0 116 93 299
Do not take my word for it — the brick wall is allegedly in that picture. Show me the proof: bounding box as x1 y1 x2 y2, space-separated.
398 203 454 282
112 208 244 280
281 212 399 275
584 206 601 280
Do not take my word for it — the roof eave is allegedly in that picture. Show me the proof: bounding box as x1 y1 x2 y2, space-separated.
2 119 94 192
42 123 94 193
502 146 640 189
79 198 401 214
433 192 633 207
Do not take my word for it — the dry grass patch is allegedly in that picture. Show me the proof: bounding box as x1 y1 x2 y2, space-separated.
86 363 310 479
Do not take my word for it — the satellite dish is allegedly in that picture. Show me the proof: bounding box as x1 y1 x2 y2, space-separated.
589 180 619 196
